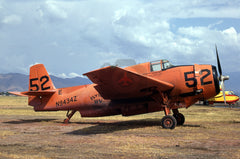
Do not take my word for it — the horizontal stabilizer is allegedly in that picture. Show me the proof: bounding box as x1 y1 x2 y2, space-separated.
10 90 56 96
9 91 27 97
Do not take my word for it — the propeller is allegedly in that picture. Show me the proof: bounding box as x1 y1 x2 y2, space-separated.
215 45 229 105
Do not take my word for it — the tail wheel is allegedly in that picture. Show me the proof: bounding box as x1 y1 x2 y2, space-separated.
173 113 185 125
64 118 70 124
161 115 177 129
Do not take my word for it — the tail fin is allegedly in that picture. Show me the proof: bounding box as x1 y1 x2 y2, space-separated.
10 64 56 96
29 64 55 92
10 64 56 109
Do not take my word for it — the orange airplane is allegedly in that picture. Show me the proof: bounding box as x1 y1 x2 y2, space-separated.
11 47 228 129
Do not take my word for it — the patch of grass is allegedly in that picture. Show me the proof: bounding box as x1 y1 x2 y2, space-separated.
1 96 240 158
0 152 51 159
0 96 68 118
0 96 28 106
0 130 15 138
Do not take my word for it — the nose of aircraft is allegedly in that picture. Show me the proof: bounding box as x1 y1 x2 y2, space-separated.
215 45 229 105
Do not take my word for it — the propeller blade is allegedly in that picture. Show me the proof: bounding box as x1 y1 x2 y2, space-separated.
215 45 229 106
215 45 222 76
221 81 227 105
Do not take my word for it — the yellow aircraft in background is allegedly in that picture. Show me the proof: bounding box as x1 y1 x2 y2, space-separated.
207 88 239 105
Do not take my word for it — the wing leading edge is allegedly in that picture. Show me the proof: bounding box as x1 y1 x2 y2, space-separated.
84 66 174 100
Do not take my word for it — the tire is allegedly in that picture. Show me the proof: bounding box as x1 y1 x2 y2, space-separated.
64 118 69 124
173 113 185 126
161 115 177 129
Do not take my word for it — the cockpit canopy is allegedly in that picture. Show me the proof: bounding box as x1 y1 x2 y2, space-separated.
150 59 174 72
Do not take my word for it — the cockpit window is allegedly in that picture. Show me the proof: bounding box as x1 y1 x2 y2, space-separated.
150 61 161 72
151 63 161 71
163 61 173 69
150 59 174 72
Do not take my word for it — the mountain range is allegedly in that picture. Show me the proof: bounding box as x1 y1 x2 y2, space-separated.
0 72 239 96
0 73 91 92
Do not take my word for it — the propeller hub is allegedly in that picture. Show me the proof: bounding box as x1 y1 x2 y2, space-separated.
219 75 229 81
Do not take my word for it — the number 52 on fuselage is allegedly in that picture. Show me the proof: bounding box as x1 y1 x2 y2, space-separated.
11 59 221 129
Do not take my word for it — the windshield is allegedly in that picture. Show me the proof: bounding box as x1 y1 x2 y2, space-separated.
163 60 173 69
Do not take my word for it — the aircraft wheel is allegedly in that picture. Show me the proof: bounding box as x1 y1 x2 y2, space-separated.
161 115 177 129
203 101 209 105
173 113 185 125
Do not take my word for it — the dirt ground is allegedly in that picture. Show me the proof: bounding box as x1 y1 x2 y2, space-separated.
0 96 240 159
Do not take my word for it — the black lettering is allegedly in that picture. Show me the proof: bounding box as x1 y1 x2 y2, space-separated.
90 94 101 100
66 98 70 104
184 71 197 88
56 96 77 107
200 69 212 85
40 76 50 90
94 99 103 104
30 78 39 91
30 75 50 91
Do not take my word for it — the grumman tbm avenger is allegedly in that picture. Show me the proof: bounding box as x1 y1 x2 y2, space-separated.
11 47 229 129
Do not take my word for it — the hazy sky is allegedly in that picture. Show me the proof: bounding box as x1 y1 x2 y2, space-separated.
0 0 240 78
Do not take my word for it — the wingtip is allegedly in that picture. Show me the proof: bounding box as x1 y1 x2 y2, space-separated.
9 91 27 97
83 65 117 76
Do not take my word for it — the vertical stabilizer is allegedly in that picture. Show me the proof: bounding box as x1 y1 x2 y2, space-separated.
29 64 55 91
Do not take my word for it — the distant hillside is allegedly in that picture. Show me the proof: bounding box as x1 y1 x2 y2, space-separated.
0 73 28 92
0 73 91 92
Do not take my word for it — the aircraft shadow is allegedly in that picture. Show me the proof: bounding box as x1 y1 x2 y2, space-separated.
3 118 201 134
3 119 56 124
65 118 160 136
181 124 201 128
65 119 201 136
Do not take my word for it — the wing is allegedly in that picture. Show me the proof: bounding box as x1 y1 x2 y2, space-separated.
84 66 174 100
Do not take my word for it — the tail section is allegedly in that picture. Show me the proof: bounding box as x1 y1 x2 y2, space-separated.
29 64 55 91
26 64 57 109
9 64 57 109
10 64 56 96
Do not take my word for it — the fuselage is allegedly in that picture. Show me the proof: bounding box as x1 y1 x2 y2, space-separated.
29 61 220 117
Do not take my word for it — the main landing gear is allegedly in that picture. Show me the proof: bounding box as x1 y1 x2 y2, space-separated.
64 110 76 124
161 108 185 129
161 115 177 129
